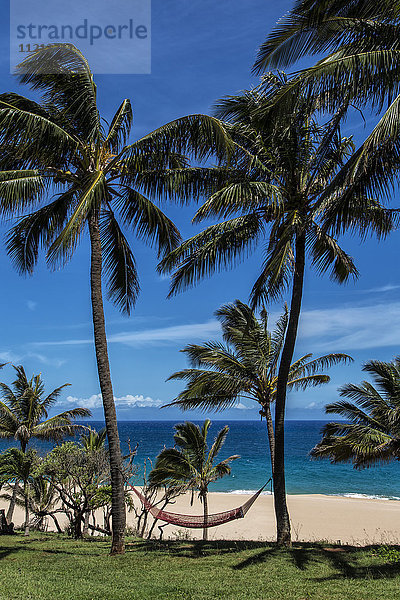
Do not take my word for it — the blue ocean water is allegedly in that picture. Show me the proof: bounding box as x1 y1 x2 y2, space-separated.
2 420 399 499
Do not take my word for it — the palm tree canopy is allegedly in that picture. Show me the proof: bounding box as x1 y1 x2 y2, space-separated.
0 448 38 484
253 1 400 223
148 420 239 496
0 44 234 314
158 75 393 307
165 300 352 414
311 357 400 468
80 427 107 451
0 365 90 449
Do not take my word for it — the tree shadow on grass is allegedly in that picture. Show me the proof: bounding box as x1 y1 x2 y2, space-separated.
316 545 400 581
233 542 400 580
0 535 106 559
232 544 313 571
128 539 269 559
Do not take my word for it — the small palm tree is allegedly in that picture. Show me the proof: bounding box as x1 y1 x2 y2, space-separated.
0 365 90 452
311 357 400 467
0 475 62 532
80 426 107 534
0 448 38 536
0 365 90 523
166 300 352 475
81 427 107 451
148 420 239 541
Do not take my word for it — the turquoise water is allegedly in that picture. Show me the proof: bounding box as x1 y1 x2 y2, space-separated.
2 420 400 499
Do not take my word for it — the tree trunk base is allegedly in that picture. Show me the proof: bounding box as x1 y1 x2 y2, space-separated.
276 532 292 547
110 540 125 555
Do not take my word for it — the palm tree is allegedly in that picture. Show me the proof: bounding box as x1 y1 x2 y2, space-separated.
81 427 107 451
148 420 239 541
0 44 231 554
0 364 89 523
0 475 62 532
253 1 400 213
166 300 352 477
158 77 391 545
311 357 400 467
0 448 38 536
80 426 107 534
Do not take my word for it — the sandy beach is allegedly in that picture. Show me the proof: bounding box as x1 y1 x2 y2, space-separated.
3 491 400 545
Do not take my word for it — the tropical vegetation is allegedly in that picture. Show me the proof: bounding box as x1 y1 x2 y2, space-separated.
166 300 352 479
253 0 400 220
0 44 231 553
0 365 89 523
0 448 38 536
0 474 63 533
148 420 239 541
0 0 398 563
311 357 400 467
158 75 392 544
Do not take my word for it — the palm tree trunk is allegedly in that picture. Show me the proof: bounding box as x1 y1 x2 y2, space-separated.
202 491 208 542
273 232 306 547
6 481 19 525
88 213 126 555
24 481 30 536
265 403 275 475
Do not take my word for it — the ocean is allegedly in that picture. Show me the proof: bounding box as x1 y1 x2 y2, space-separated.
2 420 399 500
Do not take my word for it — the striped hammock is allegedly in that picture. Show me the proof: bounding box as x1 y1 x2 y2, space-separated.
129 481 270 529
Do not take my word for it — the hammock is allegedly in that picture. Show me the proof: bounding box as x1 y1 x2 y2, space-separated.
128 480 270 529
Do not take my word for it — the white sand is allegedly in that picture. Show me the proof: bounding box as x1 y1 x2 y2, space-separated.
3 491 400 545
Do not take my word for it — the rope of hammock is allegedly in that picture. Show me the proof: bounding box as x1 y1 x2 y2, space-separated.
128 479 271 529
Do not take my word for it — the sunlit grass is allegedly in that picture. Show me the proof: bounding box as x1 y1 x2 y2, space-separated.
0 533 400 599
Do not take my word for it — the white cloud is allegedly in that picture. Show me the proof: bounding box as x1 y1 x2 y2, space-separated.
235 402 253 410
362 284 400 294
298 302 400 351
0 351 21 363
64 393 163 410
0 350 65 369
26 352 66 368
33 320 220 348
27 300 37 311
305 402 316 409
107 321 220 346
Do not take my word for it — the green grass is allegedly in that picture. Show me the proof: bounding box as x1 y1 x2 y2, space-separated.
1 533 400 599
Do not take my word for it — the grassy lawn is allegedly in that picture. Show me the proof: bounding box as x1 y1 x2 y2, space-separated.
0 534 400 599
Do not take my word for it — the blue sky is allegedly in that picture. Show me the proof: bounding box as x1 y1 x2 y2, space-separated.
0 0 398 421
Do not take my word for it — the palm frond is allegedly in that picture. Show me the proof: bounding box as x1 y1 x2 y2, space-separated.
158 214 264 297
17 44 101 143
100 208 140 315
104 99 133 153
116 188 181 258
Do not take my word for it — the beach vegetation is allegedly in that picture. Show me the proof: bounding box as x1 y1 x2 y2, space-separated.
166 299 352 478
0 448 38 536
37 441 111 539
311 357 400 468
148 419 239 541
0 474 63 533
0 43 231 553
0 364 89 523
158 73 392 546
